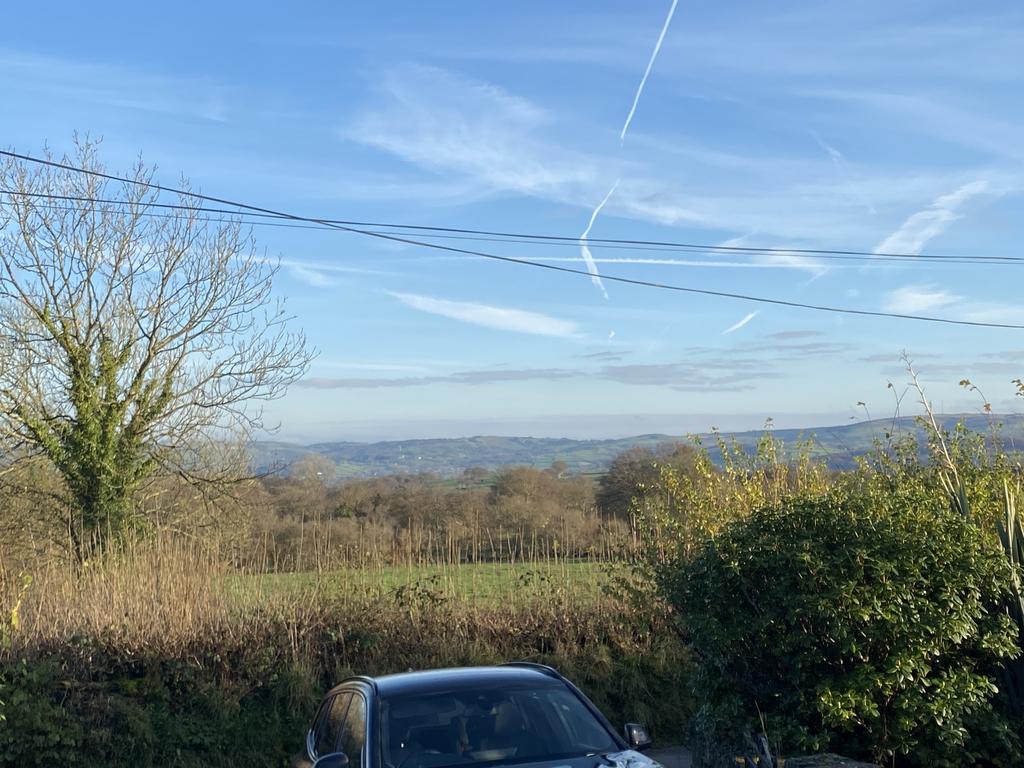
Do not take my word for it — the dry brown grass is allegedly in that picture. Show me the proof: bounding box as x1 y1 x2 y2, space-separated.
2 534 320 661
1 529 628 665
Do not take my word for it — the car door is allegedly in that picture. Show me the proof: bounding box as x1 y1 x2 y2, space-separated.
338 690 368 768
303 692 353 766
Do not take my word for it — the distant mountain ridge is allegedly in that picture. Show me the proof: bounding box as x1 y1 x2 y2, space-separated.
249 413 1024 480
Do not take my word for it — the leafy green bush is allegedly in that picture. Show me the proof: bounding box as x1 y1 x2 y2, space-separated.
0 660 84 764
0 651 318 768
664 493 1019 766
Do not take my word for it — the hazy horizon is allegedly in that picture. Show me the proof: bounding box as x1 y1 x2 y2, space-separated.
269 407 1016 445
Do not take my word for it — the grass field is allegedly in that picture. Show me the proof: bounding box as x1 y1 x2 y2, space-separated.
238 559 615 607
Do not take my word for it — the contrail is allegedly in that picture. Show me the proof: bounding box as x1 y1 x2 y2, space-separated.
580 0 679 298
579 179 619 299
534 256 857 269
620 0 679 143
722 311 758 335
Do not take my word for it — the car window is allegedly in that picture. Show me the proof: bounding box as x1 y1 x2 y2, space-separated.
381 682 618 768
340 692 367 768
547 688 614 750
315 692 353 758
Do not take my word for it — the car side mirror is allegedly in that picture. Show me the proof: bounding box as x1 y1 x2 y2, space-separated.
624 722 652 751
313 752 350 768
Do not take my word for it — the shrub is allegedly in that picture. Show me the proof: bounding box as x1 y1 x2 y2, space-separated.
0 653 317 768
663 493 1019 766
634 431 832 567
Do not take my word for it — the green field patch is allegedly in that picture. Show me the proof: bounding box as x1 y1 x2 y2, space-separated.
235 559 613 606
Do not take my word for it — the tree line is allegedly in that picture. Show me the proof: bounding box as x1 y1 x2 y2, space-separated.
246 443 702 570
0 428 707 570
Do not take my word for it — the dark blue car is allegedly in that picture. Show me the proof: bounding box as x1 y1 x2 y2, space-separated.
295 663 658 768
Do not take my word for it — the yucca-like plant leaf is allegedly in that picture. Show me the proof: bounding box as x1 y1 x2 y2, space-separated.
997 478 1024 713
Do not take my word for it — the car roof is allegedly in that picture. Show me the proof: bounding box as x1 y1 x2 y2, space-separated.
368 665 564 698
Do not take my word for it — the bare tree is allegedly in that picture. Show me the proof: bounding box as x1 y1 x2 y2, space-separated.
0 139 312 560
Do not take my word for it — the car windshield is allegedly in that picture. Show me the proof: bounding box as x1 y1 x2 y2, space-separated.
381 682 619 768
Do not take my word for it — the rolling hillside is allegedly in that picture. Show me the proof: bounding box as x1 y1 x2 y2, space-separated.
250 413 1024 480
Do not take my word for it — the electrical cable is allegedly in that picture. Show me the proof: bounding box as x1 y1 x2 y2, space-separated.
2 187 1019 264
2 149 1021 330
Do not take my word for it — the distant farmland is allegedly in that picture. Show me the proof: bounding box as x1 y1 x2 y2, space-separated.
250 413 1024 479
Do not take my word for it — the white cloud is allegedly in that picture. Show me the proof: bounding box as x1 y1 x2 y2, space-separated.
883 285 961 314
807 89 1024 163
387 291 580 338
722 312 758 335
717 233 758 249
810 130 877 215
960 303 1024 325
345 66 1018 246
318 361 429 372
0 49 228 121
755 250 830 278
882 287 1024 326
874 180 991 255
345 65 599 200
287 265 336 287
714 232 830 276
275 257 397 278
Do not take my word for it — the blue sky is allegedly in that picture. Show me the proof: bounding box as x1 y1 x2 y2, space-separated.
3 1 1023 441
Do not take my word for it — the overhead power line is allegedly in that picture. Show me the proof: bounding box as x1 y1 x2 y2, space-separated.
2 187 1018 265
1 148 1022 330
11 195 1020 268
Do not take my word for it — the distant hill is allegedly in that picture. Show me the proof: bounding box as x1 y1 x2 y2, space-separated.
249 413 1024 481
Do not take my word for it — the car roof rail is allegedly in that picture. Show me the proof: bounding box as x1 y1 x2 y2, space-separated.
327 674 379 698
352 675 380 695
500 661 563 679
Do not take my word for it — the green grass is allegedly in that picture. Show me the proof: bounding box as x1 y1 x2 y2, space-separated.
237 559 614 607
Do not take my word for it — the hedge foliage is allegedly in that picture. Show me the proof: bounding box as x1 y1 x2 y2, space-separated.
665 493 1019 766
0 592 691 767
